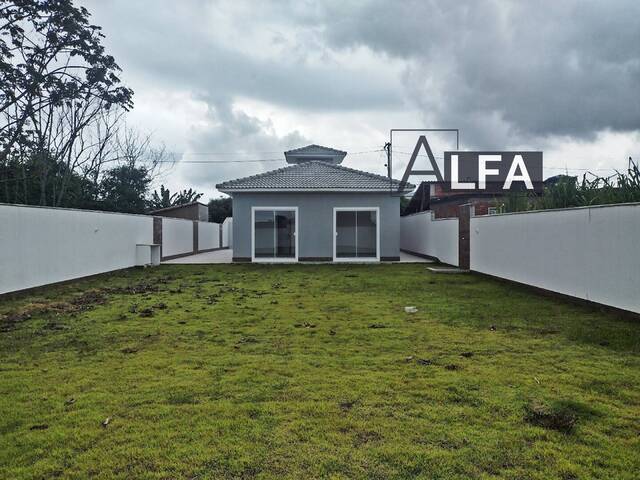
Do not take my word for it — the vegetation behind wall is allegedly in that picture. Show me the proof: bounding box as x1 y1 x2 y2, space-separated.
496 161 640 213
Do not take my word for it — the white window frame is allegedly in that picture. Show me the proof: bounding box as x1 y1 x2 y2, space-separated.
333 207 380 262
251 206 299 263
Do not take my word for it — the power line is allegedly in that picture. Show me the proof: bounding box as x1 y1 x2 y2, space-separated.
163 148 385 164
179 148 383 156
158 158 283 164
183 152 283 156
391 150 626 173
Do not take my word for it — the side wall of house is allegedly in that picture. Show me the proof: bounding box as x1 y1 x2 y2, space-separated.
231 192 400 260
0 204 153 294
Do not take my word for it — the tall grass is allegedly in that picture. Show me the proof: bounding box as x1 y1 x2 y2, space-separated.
497 160 640 212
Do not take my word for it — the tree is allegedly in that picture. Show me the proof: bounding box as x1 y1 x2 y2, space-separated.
148 185 203 210
174 188 203 205
99 163 150 213
0 148 96 207
0 0 133 159
208 196 232 223
0 0 134 207
148 184 172 209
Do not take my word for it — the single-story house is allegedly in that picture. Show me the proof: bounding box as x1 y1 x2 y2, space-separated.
216 145 414 262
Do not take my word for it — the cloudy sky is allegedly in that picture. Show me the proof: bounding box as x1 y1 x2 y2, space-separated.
81 0 640 199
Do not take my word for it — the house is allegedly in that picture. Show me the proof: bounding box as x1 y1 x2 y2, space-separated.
149 201 209 221
402 181 509 218
216 145 414 262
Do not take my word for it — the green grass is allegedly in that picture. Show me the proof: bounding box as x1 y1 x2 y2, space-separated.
1 264 639 479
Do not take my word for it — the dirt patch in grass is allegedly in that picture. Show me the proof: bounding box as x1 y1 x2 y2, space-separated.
354 430 382 446
524 400 580 433
0 280 171 333
0 289 108 332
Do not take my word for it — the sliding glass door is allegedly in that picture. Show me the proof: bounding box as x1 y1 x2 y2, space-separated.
334 208 379 261
253 208 297 261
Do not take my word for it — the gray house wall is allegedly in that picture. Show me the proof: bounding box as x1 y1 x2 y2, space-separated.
231 192 400 261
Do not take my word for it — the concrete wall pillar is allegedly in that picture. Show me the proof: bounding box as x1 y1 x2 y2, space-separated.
153 217 163 259
458 204 473 270
193 221 199 254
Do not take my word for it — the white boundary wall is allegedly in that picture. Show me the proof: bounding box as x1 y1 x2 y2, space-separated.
471 203 640 313
198 221 220 251
222 217 233 248
161 217 193 258
400 211 458 266
0 204 152 294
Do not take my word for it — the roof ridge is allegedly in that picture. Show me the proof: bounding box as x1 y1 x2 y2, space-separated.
285 144 347 155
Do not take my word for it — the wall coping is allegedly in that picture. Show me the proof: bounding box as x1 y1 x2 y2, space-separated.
0 202 221 224
472 201 640 219
402 201 640 221
0 202 155 219
401 210 457 222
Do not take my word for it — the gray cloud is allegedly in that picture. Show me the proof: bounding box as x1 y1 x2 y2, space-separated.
316 1 640 145
85 0 404 113
178 98 309 194
80 0 640 193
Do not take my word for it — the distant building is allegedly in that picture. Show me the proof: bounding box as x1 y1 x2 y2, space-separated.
149 202 209 221
402 181 508 218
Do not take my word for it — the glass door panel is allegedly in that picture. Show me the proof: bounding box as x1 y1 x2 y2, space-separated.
336 211 357 258
275 210 295 258
356 210 377 258
335 209 377 259
254 209 296 260
254 210 275 258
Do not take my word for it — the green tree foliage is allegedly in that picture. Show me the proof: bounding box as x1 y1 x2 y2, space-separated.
148 185 203 210
208 196 232 223
0 150 97 207
0 0 133 157
0 0 134 207
99 164 150 213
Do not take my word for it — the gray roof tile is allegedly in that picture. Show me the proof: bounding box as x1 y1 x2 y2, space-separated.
284 144 347 156
216 161 415 192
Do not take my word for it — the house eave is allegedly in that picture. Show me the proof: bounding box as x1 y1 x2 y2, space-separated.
217 187 415 194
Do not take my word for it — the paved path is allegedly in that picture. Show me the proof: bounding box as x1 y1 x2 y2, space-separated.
163 249 431 264
163 249 234 264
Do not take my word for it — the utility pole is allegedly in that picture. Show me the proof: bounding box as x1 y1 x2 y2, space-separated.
384 142 391 178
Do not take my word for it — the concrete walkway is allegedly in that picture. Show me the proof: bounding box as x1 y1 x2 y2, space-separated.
163 249 431 264
163 249 233 264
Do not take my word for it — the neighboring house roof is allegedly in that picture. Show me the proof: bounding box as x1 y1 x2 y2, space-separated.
148 201 207 214
402 181 511 216
402 181 433 215
544 174 577 186
284 144 347 165
216 160 414 193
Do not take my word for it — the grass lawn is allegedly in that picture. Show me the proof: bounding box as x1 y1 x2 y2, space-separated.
1 264 639 479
